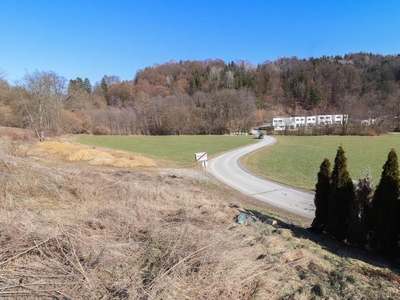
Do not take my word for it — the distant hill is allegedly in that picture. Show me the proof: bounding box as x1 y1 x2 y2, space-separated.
1 53 399 136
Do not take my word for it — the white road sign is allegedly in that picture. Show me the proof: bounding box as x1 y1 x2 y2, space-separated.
195 152 208 162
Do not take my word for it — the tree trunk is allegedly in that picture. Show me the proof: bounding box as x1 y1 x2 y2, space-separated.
39 98 45 142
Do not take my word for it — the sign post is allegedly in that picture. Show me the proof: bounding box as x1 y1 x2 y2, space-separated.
202 160 208 178
195 152 208 183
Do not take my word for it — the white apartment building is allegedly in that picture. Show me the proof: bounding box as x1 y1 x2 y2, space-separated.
272 114 348 130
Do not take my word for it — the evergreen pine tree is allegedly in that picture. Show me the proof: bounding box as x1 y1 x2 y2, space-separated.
370 148 400 254
189 76 197 95
263 70 271 94
189 70 203 95
75 77 84 90
83 78 92 94
325 145 356 240
101 76 109 94
311 158 331 230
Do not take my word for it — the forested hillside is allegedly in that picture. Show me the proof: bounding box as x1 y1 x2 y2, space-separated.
1 52 400 138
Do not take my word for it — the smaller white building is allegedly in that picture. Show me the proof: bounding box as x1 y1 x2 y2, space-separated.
361 118 376 125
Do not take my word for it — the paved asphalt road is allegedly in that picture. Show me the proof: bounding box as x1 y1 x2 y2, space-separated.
208 136 315 219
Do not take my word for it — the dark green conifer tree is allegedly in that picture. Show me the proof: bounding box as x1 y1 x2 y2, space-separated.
325 145 356 240
101 75 109 94
75 77 84 90
370 148 400 254
83 78 92 94
311 158 331 230
189 70 203 95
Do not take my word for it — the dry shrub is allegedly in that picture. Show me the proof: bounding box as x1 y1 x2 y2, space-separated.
92 125 111 135
0 127 35 156
0 105 15 127
60 109 92 134
0 127 34 141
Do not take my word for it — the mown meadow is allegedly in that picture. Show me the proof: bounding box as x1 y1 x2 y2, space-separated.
76 135 257 167
245 134 400 190
76 134 400 190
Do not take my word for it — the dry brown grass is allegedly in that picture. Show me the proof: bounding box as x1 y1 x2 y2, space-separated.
0 132 400 299
36 141 157 167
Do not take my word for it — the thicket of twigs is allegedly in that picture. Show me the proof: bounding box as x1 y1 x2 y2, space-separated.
1 131 400 299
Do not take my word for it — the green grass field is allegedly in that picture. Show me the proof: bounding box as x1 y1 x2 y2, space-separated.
76 135 257 167
76 134 400 190
245 134 400 190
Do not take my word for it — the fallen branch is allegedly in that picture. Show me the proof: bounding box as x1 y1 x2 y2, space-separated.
0 238 52 267
149 243 212 288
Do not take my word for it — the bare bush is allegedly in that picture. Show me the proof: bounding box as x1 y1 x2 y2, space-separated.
92 125 111 135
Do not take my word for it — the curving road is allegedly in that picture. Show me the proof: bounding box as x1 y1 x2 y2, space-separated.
208 136 315 219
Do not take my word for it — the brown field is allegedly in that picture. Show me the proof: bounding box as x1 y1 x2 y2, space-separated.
1 128 400 299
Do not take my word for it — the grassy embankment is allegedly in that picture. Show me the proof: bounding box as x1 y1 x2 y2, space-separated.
245 134 400 190
1 128 400 298
76 135 257 167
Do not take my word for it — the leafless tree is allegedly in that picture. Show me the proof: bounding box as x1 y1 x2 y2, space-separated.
24 70 66 141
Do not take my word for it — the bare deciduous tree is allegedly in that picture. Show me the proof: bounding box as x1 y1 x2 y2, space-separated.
24 70 66 141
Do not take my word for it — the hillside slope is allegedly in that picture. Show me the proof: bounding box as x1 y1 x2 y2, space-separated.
0 131 399 299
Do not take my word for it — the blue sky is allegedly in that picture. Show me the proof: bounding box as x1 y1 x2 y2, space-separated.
1 0 399 85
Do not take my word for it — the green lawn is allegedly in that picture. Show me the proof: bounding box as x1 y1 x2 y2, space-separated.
245 134 400 191
76 135 257 167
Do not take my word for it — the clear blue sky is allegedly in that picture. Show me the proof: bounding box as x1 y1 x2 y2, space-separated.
1 0 399 85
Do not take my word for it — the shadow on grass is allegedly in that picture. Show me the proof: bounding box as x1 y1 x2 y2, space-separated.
242 208 400 276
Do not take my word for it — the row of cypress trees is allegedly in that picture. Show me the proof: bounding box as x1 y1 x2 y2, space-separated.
312 146 400 255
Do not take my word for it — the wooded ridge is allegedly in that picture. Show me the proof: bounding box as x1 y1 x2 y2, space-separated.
1 52 399 138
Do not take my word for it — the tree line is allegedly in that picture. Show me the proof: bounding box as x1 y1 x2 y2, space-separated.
1 52 400 140
312 146 400 256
